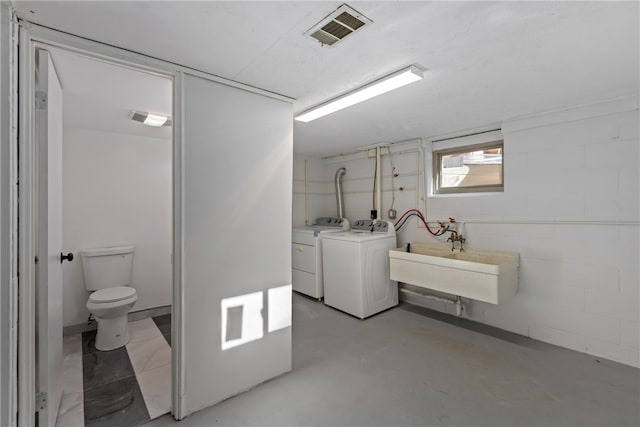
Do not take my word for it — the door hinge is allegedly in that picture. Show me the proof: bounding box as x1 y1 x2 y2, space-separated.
35 391 47 412
34 256 39 264
35 90 47 110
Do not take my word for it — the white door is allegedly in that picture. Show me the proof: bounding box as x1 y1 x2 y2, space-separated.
35 48 64 427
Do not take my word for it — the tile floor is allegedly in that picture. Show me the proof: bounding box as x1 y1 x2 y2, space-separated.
56 314 172 427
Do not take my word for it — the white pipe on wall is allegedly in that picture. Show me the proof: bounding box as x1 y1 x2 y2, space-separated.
335 167 347 219
417 141 422 213
399 288 464 317
304 159 309 226
375 147 381 219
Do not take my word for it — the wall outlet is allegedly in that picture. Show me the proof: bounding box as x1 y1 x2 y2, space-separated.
388 209 397 219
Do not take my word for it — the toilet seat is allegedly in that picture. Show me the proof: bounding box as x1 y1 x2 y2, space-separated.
89 286 137 304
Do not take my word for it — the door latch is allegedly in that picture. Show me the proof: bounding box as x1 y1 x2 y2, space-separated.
35 91 47 110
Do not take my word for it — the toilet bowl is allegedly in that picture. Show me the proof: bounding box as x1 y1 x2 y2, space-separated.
81 246 136 351
86 286 138 351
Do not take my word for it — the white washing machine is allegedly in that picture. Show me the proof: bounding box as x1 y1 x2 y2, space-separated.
322 220 398 319
292 217 350 299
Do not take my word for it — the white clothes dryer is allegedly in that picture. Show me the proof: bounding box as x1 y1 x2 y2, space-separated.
322 220 398 319
292 217 350 299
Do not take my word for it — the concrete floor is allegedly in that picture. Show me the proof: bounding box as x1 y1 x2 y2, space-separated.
146 293 639 426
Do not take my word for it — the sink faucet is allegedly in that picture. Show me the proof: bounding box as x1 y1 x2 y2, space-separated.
447 231 466 252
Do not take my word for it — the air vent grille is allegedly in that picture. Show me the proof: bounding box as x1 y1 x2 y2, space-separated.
334 12 366 30
306 4 371 47
130 111 147 122
310 30 340 46
322 21 353 40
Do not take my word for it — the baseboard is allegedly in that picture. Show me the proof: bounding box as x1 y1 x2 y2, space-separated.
63 304 172 336
129 305 172 322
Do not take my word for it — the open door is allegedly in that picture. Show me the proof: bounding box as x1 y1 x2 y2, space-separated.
34 48 65 427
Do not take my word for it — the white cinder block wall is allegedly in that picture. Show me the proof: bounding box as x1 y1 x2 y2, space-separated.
62 127 173 327
294 143 425 229
294 98 639 367
292 155 333 226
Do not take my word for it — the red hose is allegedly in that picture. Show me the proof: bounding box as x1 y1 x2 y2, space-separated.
394 209 447 236
393 208 422 226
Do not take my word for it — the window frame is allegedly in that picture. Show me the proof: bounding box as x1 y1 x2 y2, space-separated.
432 140 504 195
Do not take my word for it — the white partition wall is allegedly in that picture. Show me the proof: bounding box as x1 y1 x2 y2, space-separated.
182 74 293 416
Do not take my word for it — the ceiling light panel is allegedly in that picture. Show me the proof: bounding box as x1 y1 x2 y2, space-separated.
143 113 168 127
130 110 172 127
306 4 372 47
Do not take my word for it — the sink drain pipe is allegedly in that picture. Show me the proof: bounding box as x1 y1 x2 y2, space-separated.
399 287 464 316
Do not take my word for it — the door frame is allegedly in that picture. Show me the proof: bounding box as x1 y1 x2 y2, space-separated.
15 19 293 425
17 24 186 425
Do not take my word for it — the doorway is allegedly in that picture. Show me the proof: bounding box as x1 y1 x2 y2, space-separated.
17 19 294 427
32 46 174 427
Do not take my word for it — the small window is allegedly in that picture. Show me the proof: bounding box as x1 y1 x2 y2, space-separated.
433 141 504 194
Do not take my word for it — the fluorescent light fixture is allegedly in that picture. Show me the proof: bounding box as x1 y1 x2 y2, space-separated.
143 113 168 127
129 110 172 127
295 65 423 123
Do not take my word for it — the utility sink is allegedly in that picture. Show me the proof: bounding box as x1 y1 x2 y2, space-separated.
389 243 519 304
443 251 511 266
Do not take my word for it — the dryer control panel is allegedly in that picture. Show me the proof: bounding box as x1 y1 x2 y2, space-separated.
314 217 350 230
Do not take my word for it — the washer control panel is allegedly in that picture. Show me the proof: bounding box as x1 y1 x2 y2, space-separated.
352 219 393 234
314 217 349 230
373 221 390 232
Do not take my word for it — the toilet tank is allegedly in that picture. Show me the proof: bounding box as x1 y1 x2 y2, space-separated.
80 246 135 291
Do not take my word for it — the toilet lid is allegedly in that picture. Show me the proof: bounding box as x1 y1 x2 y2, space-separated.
89 286 136 303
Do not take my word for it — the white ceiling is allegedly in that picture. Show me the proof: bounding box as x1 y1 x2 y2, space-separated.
13 1 639 156
49 47 173 139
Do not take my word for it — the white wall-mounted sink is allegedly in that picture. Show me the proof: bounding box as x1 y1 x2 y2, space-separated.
389 243 519 304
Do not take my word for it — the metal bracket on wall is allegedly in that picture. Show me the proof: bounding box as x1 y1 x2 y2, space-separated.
35 391 47 412
35 90 47 110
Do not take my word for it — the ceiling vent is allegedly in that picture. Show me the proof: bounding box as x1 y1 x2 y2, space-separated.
306 4 372 47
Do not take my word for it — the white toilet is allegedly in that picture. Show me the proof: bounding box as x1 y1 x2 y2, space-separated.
81 245 137 351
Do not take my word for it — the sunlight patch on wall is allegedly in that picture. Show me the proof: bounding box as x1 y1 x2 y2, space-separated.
221 291 263 350
220 285 292 350
268 285 292 333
